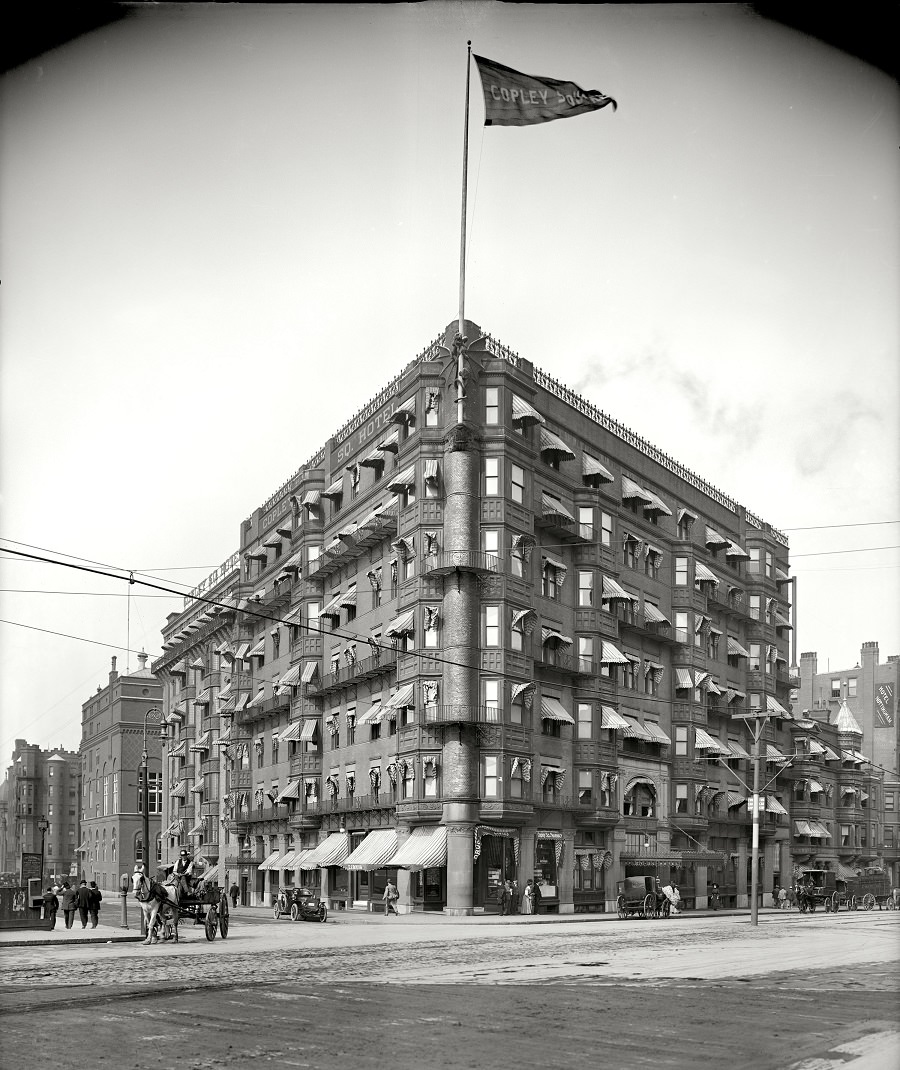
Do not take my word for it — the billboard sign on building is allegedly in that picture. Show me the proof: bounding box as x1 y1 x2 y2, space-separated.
875 684 894 728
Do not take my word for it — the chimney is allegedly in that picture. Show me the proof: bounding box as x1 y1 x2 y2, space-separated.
137 650 148 671
861 641 879 667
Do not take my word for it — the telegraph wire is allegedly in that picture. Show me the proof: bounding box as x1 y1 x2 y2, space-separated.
0 618 156 655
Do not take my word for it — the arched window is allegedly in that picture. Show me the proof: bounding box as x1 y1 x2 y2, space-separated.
134 832 143 863
111 828 117 863
112 762 119 814
103 773 110 816
623 778 657 818
101 828 107 862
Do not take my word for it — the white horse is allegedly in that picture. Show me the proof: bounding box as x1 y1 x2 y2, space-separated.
132 869 180 945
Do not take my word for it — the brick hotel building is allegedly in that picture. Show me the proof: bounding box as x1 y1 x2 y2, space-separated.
151 320 883 913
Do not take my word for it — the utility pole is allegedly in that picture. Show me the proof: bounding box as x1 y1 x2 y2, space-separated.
140 707 162 936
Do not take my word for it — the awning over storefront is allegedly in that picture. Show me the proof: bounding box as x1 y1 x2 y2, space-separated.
837 863 860 881
278 851 298 870
257 851 282 872
302 832 351 869
511 395 545 427
343 829 401 871
540 697 575 723
387 825 448 870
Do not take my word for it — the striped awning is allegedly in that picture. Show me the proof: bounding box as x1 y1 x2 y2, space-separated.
257 851 282 872
541 627 572 646
245 686 266 709
170 780 188 799
582 453 614 484
321 477 344 498
390 396 417 424
643 602 670 625
360 448 386 469
766 695 789 715
600 705 630 730
541 492 575 523
387 825 448 870
727 637 750 658
808 821 831 838
376 430 401 453
276 780 302 802
277 665 301 690
539 428 575 459
644 721 672 745
775 612 792 630
775 567 790 584
540 697 575 724
278 722 302 743
823 745 841 761
385 610 415 637
794 820 813 836
356 698 384 726
278 851 298 870
621 476 652 503
674 667 694 690
694 561 719 586
643 490 672 516
837 863 859 880
302 832 351 869
320 591 343 618
694 728 725 753
621 717 653 741
725 540 750 559
300 490 321 508
511 395 545 426
189 732 211 753
602 576 634 601
511 681 535 704
299 720 318 742
339 588 358 610
542 554 567 581
705 526 730 547
511 608 537 633
706 678 723 696
727 687 746 703
301 662 318 683
169 740 187 759
343 829 401 872
424 460 440 485
387 465 416 492
726 792 746 808
726 739 751 759
766 745 788 761
600 641 630 665
808 779 825 794
764 796 788 816
384 683 416 709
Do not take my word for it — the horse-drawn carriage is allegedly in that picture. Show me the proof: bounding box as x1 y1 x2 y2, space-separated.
797 869 895 913
132 864 230 943
616 876 660 919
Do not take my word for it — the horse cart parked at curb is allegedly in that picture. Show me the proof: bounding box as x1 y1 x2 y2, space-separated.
616 876 659 919
797 868 895 913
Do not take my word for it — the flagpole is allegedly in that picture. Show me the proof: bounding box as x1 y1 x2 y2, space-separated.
458 40 472 338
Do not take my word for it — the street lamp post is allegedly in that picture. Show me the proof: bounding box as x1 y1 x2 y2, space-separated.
37 815 50 888
140 707 162 935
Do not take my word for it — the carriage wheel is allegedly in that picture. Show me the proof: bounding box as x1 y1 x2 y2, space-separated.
616 895 626 919
642 894 656 919
850 895 858 911
205 906 218 941
219 896 229 939
825 897 832 912
830 892 839 912
273 903 281 920
862 893 875 911
318 903 328 923
290 902 300 922
887 896 896 911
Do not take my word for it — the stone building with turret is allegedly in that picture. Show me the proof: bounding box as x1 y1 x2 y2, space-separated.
154 320 798 912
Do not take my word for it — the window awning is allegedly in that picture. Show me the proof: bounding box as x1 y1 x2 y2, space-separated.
542 554 567 581
423 460 441 487
343 829 401 872
723 739 750 759
706 678 722 696
621 717 653 741
804 738 826 755
376 430 400 453
643 602 670 625
303 831 351 869
674 667 694 690
277 665 301 689
766 695 789 716
794 820 813 837
644 721 672 745
694 562 719 586
321 477 344 499
582 453 614 484
808 779 825 794
726 792 746 808
169 740 187 759
189 731 211 753
677 507 698 524
511 681 534 704
301 662 318 683
247 686 267 709
301 491 321 508
539 427 576 459
775 612 792 630
385 609 415 637
540 697 575 723
541 492 575 522
600 705 630 730
278 722 302 743
384 683 416 709
299 720 318 742
823 745 841 761
320 591 343 618
357 697 384 726
511 608 537 633
643 490 672 516
705 525 730 547
511 395 545 426
276 851 297 870
808 821 831 838
620 476 651 503
727 687 746 703
764 796 788 816
602 576 635 602
725 540 750 559
775 567 790 584
257 851 282 872
245 547 268 561
600 641 630 665
276 780 302 802
694 728 725 753
390 396 416 424
170 780 188 799
387 824 448 870
339 588 358 610
766 745 788 761
727 637 750 658
387 465 416 492
541 627 572 647
360 448 385 469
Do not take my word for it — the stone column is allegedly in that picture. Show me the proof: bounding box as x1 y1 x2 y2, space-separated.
558 830 576 914
444 819 476 916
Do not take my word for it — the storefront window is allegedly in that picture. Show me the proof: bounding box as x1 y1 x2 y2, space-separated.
534 837 558 895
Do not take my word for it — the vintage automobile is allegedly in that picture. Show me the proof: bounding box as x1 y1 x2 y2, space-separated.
273 886 328 923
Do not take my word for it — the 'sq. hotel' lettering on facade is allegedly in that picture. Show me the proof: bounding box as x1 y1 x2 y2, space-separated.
333 383 399 466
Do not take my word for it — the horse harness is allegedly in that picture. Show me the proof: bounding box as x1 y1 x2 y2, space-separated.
134 874 172 905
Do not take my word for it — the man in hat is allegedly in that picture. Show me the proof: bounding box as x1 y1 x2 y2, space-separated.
75 879 92 928
88 881 103 928
173 849 194 900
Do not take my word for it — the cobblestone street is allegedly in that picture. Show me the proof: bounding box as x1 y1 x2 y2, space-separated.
2 910 897 1068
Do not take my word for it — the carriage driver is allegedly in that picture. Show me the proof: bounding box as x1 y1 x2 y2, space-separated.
173 849 195 899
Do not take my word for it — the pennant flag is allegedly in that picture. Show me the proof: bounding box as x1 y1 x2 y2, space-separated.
474 54 616 128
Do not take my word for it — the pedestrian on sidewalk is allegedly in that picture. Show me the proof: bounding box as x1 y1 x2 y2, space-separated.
521 879 534 915
497 880 509 916
383 879 399 917
509 880 519 915
75 880 91 928
61 882 77 929
778 886 788 911
230 882 239 909
88 882 102 928
42 886 59 929
532 879 543 916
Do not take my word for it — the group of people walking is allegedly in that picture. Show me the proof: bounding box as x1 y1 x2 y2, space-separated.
42 879 102 930
498 878 543 915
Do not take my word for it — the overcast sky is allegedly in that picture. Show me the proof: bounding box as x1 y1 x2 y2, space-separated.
2 3 897 759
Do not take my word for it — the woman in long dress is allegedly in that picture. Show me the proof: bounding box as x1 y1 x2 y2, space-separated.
521 878 534 914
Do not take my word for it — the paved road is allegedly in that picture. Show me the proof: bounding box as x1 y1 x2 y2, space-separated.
2 910 897 1069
